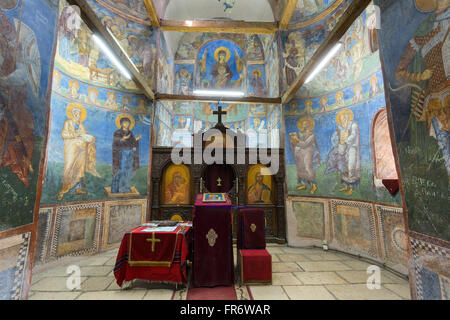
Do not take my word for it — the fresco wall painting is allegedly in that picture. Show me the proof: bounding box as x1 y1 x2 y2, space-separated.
33 208 54 265
375 205 408 273
0 233 31 300
330 199 379 259
0 0 59 301
287 197 315 249
377 0 449 242
376 0 450 299
103 199 147 248
41 1 153 206
49 202 102 259
281 3 380 97
291 200 326 241
284 6 401 205
41 94 151 205
57 1 158 92
286 197 408 272
283 5 409 275
0 0 58 233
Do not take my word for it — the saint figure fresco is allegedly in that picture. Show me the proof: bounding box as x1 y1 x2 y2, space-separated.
289 117 320 194
197 41 245 91
111 115 141 194
175 68 192 95
393 0 450 177
325 109 361 196
0 8 40 187
211 47 233 89
58 104 101 201
251 69 266 96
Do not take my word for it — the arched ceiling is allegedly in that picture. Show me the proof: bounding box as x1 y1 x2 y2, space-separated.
162 0 275 60
163 0 275 22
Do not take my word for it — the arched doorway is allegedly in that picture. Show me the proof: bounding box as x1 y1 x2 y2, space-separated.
371 108 398 187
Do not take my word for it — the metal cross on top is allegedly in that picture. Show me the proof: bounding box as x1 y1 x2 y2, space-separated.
213 106 227 125
146 233 161 252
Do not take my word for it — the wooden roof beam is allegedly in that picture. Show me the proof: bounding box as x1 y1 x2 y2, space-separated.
281 0 371 105
155 93 281 105
280 0 298 30
160 20 278 34
143 0 161 27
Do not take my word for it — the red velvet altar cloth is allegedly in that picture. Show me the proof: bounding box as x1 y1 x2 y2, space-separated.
192 194 234 287
237 208 266 249
114 225 192 287
239 249 272 285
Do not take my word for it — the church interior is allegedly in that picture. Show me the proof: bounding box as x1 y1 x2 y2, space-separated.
0 0 449 301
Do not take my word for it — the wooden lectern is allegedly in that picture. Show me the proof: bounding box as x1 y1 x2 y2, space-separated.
192 194 234 287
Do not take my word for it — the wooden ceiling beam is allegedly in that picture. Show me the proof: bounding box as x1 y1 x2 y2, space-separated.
279 0 298 30
281 0 371 105
66 0 155 100
160 20 278 34
143 0 160 27
155 93 281 105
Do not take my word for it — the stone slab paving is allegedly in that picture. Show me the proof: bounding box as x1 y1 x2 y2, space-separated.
325 284 403 300
30 245 411 300
272 262 303 273
293 272 348 285
248 285 290 300
283 286 336 300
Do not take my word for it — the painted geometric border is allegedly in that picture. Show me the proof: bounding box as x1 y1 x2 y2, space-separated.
440 277 449 300
50 202 102 259
410 237 450 300
10 233 31 300
36 207 54 263
103 199 147 249
375 205 408 265
330 199 379 258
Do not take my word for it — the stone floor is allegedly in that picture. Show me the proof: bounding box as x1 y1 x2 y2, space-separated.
29 244 411 300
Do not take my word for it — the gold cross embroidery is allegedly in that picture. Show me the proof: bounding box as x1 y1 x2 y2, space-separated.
217 177 223 186
146 233 161 252
206 228 218 247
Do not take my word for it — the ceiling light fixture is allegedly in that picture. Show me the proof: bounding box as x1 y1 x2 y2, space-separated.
92 34 132 80
193 90 245 97
305 42 342 84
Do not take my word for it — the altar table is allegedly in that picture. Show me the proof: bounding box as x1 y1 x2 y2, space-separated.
192 194 234 287
114 224 192 287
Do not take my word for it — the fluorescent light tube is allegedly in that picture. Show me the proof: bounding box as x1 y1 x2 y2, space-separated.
305 43 342 84
106 28 140 74
193 90 245 97
92 34 132 80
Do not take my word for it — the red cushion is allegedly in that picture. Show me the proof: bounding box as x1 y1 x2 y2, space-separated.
382 179 399 195
240 249 271 283
240 249 271 257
